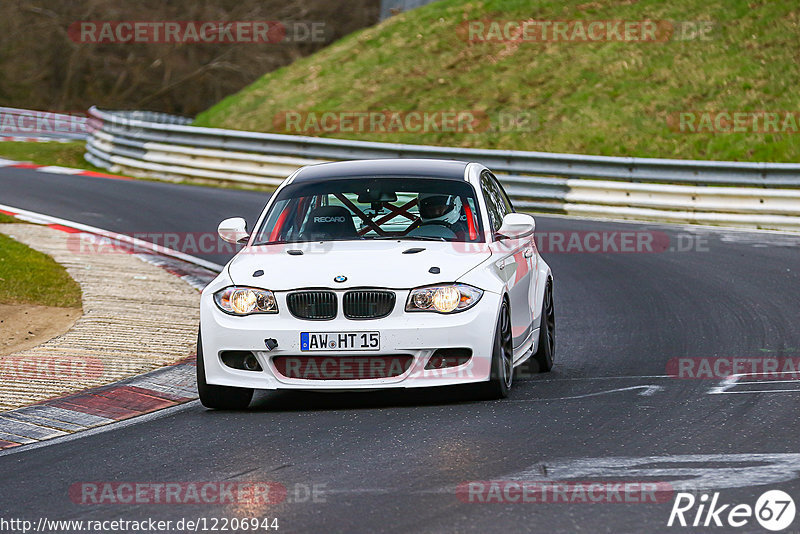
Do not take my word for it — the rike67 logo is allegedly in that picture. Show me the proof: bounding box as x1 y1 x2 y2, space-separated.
668 490 796 531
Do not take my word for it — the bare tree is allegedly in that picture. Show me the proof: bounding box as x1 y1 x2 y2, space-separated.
0 0 379 115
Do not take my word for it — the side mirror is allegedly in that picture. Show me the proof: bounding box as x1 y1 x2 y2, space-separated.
496 213 535 240
218 217 249 244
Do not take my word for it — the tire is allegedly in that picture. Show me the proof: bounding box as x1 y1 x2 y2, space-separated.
478 300 514 399
196 330 254 410
518 281 555 377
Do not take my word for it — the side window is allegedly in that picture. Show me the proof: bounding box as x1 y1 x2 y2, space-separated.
480 171 508 233
491 174 514 214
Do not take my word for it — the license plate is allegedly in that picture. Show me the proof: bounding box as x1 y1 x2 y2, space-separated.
300 332 380 351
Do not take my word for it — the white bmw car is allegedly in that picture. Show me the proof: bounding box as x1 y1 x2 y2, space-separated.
198 159 554 408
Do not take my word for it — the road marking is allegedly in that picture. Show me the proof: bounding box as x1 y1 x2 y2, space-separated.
721 389 800 394
509 453 800 492
737 379 800 385
0 202 223 272
510 384 665 402
708 372 800 395
530 375 672 382
708 374 741 394
36 165 83 175
337 453 800 497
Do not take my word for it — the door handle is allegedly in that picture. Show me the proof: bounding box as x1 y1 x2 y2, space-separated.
523 248 533 258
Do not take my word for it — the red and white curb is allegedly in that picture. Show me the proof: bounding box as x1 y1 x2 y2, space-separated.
0 157 132 181
0 357 197 449
0 204 222 450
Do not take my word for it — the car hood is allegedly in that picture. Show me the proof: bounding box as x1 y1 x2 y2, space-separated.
227 240 491 290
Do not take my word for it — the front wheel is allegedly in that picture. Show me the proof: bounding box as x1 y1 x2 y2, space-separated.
519 281 555 376
196 330 254 410
478 300 514 399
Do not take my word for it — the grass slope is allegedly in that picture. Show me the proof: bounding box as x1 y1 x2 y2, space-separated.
195 0 800 162
0 232 82 308
0 141 92 169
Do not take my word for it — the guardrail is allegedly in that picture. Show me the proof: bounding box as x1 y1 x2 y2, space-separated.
0 106 89 141
86 106 800 232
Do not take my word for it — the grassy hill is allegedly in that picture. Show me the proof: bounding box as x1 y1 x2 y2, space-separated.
0 230 82 308
194 0 800 162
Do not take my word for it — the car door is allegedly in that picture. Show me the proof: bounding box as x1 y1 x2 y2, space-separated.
481 171 535 351
493 173 538 336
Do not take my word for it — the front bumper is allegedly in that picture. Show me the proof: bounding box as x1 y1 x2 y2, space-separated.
199 288 501 390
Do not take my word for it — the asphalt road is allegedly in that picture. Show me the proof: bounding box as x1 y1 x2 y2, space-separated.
1 168 800 533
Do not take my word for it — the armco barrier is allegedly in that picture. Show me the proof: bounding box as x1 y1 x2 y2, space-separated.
85 107 800 232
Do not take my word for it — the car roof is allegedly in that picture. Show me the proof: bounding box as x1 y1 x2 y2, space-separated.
290 159 470 184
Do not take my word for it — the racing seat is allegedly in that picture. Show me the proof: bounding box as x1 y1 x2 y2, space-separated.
303 206 358 240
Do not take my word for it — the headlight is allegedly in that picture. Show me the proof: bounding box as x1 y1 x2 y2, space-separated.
405 284 483 313
214 286 278 315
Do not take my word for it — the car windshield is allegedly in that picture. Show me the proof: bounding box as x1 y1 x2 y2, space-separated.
253 177 484 244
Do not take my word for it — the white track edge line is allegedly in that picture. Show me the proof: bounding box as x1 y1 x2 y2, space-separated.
0 202 224 272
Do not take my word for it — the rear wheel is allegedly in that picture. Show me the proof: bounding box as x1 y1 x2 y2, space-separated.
478 300 513 399
196 330 254 410
519 281 555 376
